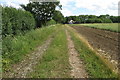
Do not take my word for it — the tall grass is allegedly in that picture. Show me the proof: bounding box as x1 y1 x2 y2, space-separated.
2 25 58 71
27 26 71 78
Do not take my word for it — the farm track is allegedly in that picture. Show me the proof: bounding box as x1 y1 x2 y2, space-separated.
3 35 54 78
66 30 88 78
72 26 119 71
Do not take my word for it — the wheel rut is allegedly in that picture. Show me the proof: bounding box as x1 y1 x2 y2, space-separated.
3 35 54 78
66 30 88 78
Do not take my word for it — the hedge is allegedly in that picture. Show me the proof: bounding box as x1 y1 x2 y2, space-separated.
2 7 35 36
46 19 56 26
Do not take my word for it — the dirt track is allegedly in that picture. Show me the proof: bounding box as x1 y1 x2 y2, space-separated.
66 30 88 78
3 35 54 78
72 26 119 63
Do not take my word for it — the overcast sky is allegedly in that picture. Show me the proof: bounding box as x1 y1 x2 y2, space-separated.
0 0 119 16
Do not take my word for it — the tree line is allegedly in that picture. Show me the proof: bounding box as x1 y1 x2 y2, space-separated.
64 15 119 24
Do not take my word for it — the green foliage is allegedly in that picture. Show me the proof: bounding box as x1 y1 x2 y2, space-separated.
46 19 56 26
80 23 119 32
86 18 103 23
79 15 88 23
69 23 119 32
110 16 118 23
65 16 81 24
2 25 57 71
2 7 35 36
53 10 65 24
101 18 112 23
21 2 61 27
86 18 95 23
65 14 119 24
95 18 103 23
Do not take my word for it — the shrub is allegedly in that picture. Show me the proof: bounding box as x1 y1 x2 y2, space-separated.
100 18 112 23
46 19 56 26
2 7 35 36
95 18 103 23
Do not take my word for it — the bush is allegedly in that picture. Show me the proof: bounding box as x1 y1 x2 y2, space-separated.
86 19 95 23
46 19 56 26
95 18 103 23
2 7 35 36
100 18 112 23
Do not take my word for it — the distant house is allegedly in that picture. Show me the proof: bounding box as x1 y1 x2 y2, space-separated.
68 20 74 24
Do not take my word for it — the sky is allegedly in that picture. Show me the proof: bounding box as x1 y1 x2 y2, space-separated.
0 0 119 16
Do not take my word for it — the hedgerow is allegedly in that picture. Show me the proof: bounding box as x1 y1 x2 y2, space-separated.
2 7 35 36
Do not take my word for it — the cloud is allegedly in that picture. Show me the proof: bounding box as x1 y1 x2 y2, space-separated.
0 0 29 8
60 8 74 16
74 0 118 10
5 2 20 8
0 0 119 16
60 0 74 6
60 0 119 16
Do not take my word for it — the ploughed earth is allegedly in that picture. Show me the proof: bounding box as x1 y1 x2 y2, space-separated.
72 26 119 66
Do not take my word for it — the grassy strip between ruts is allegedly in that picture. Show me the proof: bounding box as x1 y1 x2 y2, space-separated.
2 25 59 71
27 26 71 78
69 23 119 32
68 26 118 78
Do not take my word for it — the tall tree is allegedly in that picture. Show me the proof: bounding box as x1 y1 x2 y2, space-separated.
79 15 88 23
110 16 118 23
21 2 61 28
52 10 64 23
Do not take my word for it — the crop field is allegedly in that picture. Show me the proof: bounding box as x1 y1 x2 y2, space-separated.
69 24 119 74
69 23 119 32
68 27 117 78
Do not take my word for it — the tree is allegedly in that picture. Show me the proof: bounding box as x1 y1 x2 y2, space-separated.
52 10 64 23
118 16 120 23
64 14 118 24
88 15 97 18
98 14 112 23
86 18 95 23
21 2 61 28
110 16 118 23
79 15 88 23
64 17 72 23
95 18 103 23
46 19 56 26
103 19 112 23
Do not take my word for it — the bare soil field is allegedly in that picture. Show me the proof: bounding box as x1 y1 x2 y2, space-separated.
72 26 119 66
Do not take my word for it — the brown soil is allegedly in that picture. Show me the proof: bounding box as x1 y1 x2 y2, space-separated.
66 30 88 78
3 36 54 78
72 26 119 69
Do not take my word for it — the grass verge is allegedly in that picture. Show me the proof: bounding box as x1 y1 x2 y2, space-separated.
2 25 58 71
27 26 71 78
68 27 118 78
